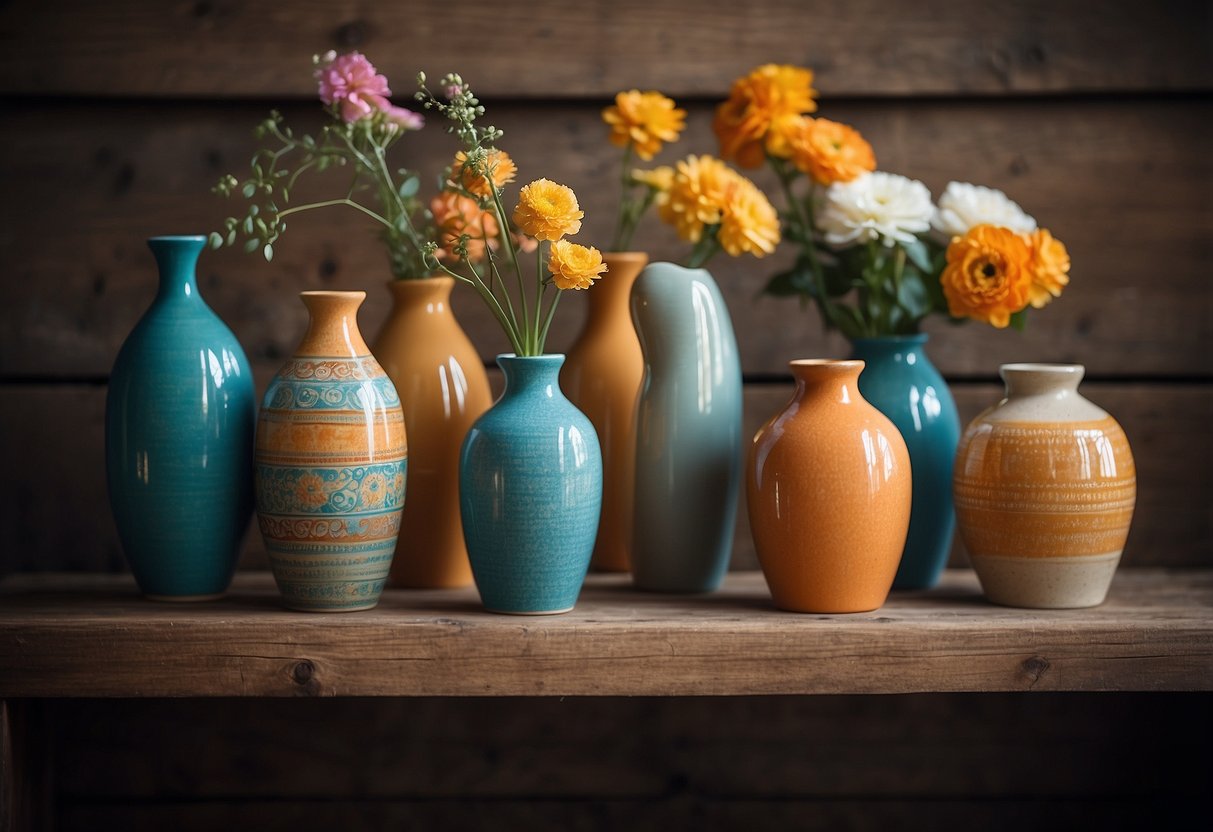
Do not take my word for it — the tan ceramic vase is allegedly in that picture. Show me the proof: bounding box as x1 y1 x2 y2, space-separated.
954 363 1136 609
747 360 912 613
560 251 647 572
372 278 492 588
256 291 407 612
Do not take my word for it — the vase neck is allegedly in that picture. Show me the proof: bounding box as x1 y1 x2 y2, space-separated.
498 354 566 399
849 335 928 366
149 235 205 302
790 359 865 404
587 252 648 326
387 276 455 318
297 291 370 357
1000 362 1084 398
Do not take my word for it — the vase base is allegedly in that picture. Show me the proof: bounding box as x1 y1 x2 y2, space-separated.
970 551 1121 609
144 592 226 603
282 601 380 613
485 605 575 616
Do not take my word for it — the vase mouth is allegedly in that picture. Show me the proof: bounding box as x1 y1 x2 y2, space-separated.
1000 363 1085 393
850 333 928 345
789 358 865 381
497 353 565 362
148 235 207 243
1001 362 1084 375
301 290 368 301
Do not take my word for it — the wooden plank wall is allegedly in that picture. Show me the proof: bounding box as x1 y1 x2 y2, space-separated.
0 2 1210 826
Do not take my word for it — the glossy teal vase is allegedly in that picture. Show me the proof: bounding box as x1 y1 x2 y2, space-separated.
849 335 960 589
630 262 743 593
459 354 602 614
106 236 255 599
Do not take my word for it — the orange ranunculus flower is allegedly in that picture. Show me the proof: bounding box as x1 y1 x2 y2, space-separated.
941 224 1034 328
631 165 675 193
548 240 607 290
1024 228 1071 308
512 179 584 241
603 90 687 161
430 191 499 261
713 64 818 169
789 117 877 186
719 176 781 258
452 148 517 199
658 154 735 243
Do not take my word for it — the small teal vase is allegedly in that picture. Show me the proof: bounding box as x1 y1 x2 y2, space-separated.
460 354 602 614
105 236 255 599
630 262 743 593
849 335 960 589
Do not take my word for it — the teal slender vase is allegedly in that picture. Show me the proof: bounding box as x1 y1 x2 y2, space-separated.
105 236 255 599
459 354 602 614
849 335 960 589
630 262 743 593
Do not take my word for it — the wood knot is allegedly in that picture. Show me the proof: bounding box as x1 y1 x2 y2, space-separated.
1021 655 1050 687
292 660 315 685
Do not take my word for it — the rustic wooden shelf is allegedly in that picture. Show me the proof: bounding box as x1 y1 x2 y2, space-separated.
1 570 1210 698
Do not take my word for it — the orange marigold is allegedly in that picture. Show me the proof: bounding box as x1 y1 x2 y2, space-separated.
941 224 1034 328
452 148 517 199
547 239 607 290
1024 228 1071 309
631 165 675 193
603 90 687 161
719 176 781 258
430 191 499 262
513 179 584 241
713 64 818 169
658 155 736 243
789 117 876 186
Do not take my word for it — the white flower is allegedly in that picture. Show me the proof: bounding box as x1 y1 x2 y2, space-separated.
931 181 1037 238
817 172 934 248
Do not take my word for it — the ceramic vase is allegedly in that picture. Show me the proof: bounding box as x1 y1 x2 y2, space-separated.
460 354 602 614
372 277 491 588
561 251 648 573
106 235 255 600
630 262 743 593
849 335 960 589
747 360 912 613
255 291 407 612
954 363 1136 609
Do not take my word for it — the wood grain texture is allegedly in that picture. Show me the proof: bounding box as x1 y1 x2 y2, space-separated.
4 0 1210 97
1 98 1210 379
1 570 1210 697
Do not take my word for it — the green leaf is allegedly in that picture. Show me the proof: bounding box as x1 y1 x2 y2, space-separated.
1009 308 1029 331
896 270 933 321
398 176 420 198
207 232 224 249
902 238 933 273
242 216 254 235
762 269 804 297
263 244 274 262
243 238 259 253
241 182 256 199
226 229 236 247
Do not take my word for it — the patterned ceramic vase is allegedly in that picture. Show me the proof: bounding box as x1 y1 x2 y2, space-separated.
106 235 255 600
954 363 1136 608
561 251 647 573
460 354 602 614
747 360 912 613
849 335 960 589
630 262 743 593
255 291 407 612
372 277 491 588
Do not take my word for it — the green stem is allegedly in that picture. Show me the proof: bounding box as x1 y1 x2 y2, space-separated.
487 181 530 345
276 198 393 229
611 146 635 252
686 234 721 269
773 160 835 330
536 285 562 355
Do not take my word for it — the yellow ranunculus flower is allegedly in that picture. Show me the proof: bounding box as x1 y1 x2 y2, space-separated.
1024 228 1071 308
513 179 584 241
631 165 675 193
603 90 687 161
790 117 877 186
452 148 517 199
719 177 781 258
547 239 607 290
942 224 1034 328
658 155 735 243
713 64 818 169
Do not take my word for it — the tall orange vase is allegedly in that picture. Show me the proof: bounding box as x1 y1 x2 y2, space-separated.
561 251 647 572
372 278 492 588
746 360 912 613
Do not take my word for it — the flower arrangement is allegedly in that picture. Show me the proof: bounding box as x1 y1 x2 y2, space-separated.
210 51 439 279
716 63 1070 335
415 72 606 356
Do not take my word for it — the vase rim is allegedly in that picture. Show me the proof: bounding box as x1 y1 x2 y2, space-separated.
603 251 649 261
497 352 565 361
790 358 864 373
1000 362 1084 375
301 290 368 301
850 333 929 344
386 275 455 290
148 234 207 243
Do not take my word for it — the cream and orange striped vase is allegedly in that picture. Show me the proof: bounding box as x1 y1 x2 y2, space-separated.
954 363 1136 608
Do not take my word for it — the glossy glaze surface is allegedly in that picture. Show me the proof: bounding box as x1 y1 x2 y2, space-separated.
631 262 743 593
106 235 255 599
850 335 960 590
561 251 648 573
460 354 602 614
255 291 407 612
747 360 912 613
372 278 491 588
954 363 1137 608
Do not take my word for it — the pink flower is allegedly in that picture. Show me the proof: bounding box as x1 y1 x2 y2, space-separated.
444 83 464 99
315 51 392 123
383 104 424 131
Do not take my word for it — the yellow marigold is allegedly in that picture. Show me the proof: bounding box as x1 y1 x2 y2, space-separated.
719 176 781 258
941 224 1034 328
603 90 687 161
789 117 877 186
713 64 818 169
547 239 607 290
513 179 584 241
452 148 517 199
1024 228 1071 309
631 165 675 193
430 191 499 261
658 155 736 243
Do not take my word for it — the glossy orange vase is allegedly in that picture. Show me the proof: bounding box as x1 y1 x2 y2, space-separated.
746 360 912 613
372 278 492 588
561 251 647 572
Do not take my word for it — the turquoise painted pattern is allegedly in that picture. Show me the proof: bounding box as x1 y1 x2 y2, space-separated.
255 461 406 515
266 376 400 411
